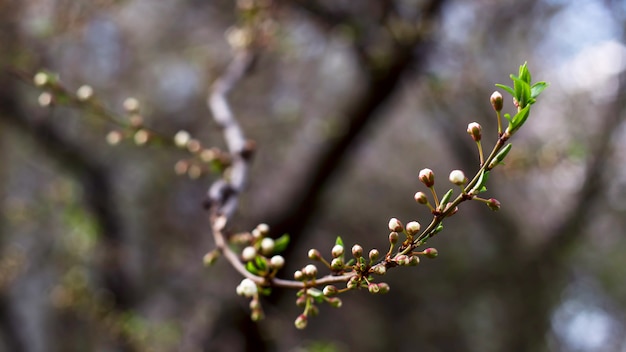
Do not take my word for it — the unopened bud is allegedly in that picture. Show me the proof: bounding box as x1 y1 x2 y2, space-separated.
377 282 390 294
33 72 50 87
389 232 399 245
388 218 404 232
347 276 359 289
327 297 342 308
302 264 318 278
408 255 420 266
294 270 304 281
351 244 363 258
467 122 482 142
414 191 428 204
449 170 466 186
294 314 308 329
123 97 140 113
368 283 380 294
241 246 257 261
38 92 53 107
330 258 343 270
419 168 435 188
487 198 501 211
270 255 285 269
308 249 321 260
395 254 410 266
331 244 344 258
256 223 270 236
371 264 387 275
323 285 338 296
260 238 274 255
76 85 94 101
405 221 421 236
203 250 221 266
491 91 503 112
368 249 379 262
423 248 438 258
236 278 258 298
174 130 191 148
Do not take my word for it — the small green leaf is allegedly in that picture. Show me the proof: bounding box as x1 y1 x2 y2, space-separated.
308 288 324 300
246 261 259 275
439 189 454 209
259 286 272 296
335 236 344 247
519 62 531 84
472 170 490 194
488 144 512 169
433 223 444 235
495 84 515 97
510 105 531 131
273 234 290 253
254 255 268 272
531 81 549 99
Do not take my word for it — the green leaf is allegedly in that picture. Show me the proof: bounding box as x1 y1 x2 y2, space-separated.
531 81 549 99
472 170 490 194
246 261 259 275
511 75 530 108
504 113 512 123
273 234 290 253
335 236 344 247
495 84 515 97
259 286 272 296
308 288 324 302
489 143 512 169
433 223 444 235
439 189 454 209
254 255 268 272
510 105 531 131
519 62 531 84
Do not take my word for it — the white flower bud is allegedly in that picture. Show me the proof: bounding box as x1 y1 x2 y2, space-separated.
449 169 466 186
236 278 258 297
241 246 257 261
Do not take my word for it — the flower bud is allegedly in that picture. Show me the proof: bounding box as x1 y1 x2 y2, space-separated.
123 97 140 113
236 278 258 297
296 294 307 306
368 283 380 294
327 297 342 308
389 232 399 245
487 198 501 211
260 238 274 255
388 218 404 232
302 264 318 278
467 122 482 142
449 170 466 186
251 309 263 321
394 254 410 266
347 276 359 289
174 130 191 148
330 258 343 270
76 85 94 101
368 249 380 262
38 92 53 107
331 244 344 258
249 298 261 310
323 285 337 296
371 264 386 275
33 72 50 87
294 314 308 329
351 244 363 258
423 248 438 258
203 250 221 266
491 91 503 112
377 282 390 294
405 221 421 236
241 246 257 261
294 270 304 281
256 223 270 237
408 255 420 266
270 255 285 269
419 168 435 188
414 191 428 204
308 249 321 260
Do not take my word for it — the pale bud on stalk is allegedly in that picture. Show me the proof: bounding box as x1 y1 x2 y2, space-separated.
423 248 438 258
405 221 421 236
408 255 420 266
490 91 503 112
236 278 258 298
260 238 274 255
331 244 344 258
487 198 501 211
377 282 390 294
327 297 342 308
389 232 399 245
270 255 285 269
449 170 467 186
414 191 428 204
351 244 363 258
241 246 257 261
369 249 380 262
388 218 404 232
467 122 482 142
256 223 270 237
368 283 380 294
38 92 53 107
330 258 343 270
302 264 318 278
294 270 304 281
371 264 387 275
76 85 94 101
174 130 191 148
419 168 435 188
33 72 50 87
308 249 321 260
323 285 338 296
123 97 140 113
294 314 308 330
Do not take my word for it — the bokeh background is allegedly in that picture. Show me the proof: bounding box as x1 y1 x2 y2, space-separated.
1 0 626 351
